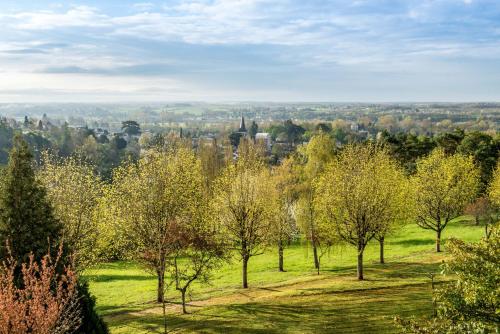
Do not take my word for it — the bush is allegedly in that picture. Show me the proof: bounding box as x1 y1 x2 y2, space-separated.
76 281 109 334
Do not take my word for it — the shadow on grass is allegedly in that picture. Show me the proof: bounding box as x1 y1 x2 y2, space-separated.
390 238 435 246
85 274 155 283
380 261 441 279
104 284 434 334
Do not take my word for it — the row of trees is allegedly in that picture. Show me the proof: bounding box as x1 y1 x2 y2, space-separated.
89 132 492 309
1 129 496 322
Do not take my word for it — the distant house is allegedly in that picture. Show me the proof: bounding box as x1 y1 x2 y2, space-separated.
255 133 272 151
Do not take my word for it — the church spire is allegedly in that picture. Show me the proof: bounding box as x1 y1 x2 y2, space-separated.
238 114 246 132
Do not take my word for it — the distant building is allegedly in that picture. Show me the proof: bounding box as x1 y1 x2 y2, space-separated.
255 132 271 151
350 123 359 132
358 130 369 139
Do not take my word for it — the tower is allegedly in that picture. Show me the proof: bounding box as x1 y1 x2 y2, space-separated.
238 114 246 133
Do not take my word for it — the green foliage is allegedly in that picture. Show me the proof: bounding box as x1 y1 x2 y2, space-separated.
457 131 500 191
396 225 499 333
435 129 465 155
212 140 272 287
228 131 243 147
38 153 104 270
437 225 499 327
488 161 500 210
316 144 409 279
411 148 480 252
249 121 258 139
0 135 62 266
379 131 436 174
294 133 337 272
121 120 141 136
283 120 306 145
102 147 207 301
0 122 14 164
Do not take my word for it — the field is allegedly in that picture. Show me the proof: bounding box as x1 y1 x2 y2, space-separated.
87 219 484 334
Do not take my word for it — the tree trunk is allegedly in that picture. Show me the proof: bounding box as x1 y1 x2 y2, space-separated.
436 230 441 252
475 215 479 225
162 298 167 334
379 237 385 264
242 255 249 288
312 242 319 271
357 247 364 280
278 242 284 272
181 289 187 314
157 269 165 303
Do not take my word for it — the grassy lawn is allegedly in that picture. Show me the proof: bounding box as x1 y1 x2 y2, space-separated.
86 218 484 333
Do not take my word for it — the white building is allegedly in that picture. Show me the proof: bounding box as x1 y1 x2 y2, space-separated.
255 132 272 151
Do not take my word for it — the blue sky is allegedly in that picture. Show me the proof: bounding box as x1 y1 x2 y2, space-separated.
0 0 499 102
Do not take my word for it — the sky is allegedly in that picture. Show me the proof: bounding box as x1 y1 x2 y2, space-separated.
0 0 499 102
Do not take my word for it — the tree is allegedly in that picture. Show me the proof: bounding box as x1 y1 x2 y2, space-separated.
295 133 335 273
411 148 480 252
315 123 332 133
121 120 141 136
396 225 499 333
213 140 271 288
249 121 258 140
37 153 104 271
0 246 81 334
103 148 204 302
75 281 109 334
435 129 464 155
488 161 500 207
0 121 14 164
229 132 243 147
58 122 74 157
110 135 127 150
198 139 224 192
457 131 500 192
169 216 227 314
0 136 62 268
464 196 497 239
378 131 436 174
283 120 305 146
316 144 408 280
269 158 298 272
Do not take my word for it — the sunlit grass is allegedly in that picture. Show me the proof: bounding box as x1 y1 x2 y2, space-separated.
86 218 484 333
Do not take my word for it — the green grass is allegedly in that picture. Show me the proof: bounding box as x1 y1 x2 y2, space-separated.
86 218 484 333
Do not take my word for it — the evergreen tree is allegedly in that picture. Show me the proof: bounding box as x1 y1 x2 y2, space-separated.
76 281 109 334
249 121 258 139
0 135 109 332
0 135 62 266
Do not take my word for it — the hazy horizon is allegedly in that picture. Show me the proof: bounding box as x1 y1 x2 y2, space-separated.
1 0 499 103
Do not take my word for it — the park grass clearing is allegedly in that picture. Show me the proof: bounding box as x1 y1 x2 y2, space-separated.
87 218 484 333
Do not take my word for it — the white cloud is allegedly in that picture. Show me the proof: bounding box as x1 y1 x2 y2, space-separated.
7 6 109 30
0 1 498 101
133 2 155 11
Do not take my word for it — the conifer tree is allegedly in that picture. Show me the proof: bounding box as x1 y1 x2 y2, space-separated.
0 135 62 266
0 136 108 333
